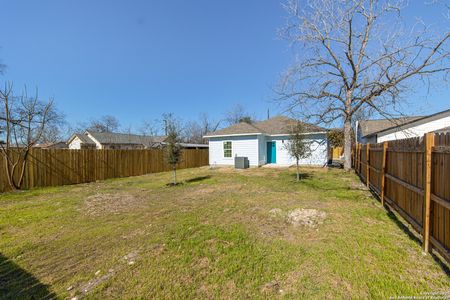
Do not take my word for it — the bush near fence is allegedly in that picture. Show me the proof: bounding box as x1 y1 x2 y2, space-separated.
0 148 209 192
353 133 450 264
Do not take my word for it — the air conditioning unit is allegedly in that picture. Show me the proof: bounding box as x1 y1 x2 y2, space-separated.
234 157 249 169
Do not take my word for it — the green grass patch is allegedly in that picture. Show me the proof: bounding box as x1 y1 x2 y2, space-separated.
1 167 448 299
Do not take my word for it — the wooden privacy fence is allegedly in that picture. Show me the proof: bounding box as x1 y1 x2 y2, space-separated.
353 133 450 263
0 148 209 192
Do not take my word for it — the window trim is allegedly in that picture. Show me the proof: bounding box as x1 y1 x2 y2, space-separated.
223 141 232 158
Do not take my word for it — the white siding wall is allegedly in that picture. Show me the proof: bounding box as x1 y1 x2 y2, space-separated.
258 135 267 166
377 115 450 142
208 133 328 167
208 135 260 166
68 137 82 149
268 134 328 166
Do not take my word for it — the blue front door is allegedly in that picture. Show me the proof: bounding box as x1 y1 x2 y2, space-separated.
267 141 276 163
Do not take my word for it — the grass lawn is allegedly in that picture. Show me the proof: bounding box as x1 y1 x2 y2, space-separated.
0 167 449 299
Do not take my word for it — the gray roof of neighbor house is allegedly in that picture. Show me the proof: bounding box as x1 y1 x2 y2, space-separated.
204 116 326 137
69 133 96 145
87 131 167 146
160 142 209 148
34 141 68 149
361 109 450 138
358 117 423 137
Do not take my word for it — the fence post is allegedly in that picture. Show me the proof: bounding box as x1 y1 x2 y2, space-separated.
358 143 362 174
380 142 388 206
366 144 370 187
423 133 434 253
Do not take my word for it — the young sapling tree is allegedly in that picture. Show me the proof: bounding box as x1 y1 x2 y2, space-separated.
286 121 312 182
164 117 183 185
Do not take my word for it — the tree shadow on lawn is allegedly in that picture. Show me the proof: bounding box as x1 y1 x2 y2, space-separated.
165 175 212 187
383 206 450 277
0 253 56 299
184 175 211 183
287 172 312 181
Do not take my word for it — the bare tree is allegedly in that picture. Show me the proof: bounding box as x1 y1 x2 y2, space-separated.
0 61 5 75
139 119 160 137
224 104 254 125
87 115 120 133
39 124 65 144
285 121 312 181
278 0 450 170
184 113 221 144
0 83 60 190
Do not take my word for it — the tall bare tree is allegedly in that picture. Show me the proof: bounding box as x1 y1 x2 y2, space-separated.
87 115 120 133
0 83 60 190
224 104 254 125
184 113 221 144
278 0 450 170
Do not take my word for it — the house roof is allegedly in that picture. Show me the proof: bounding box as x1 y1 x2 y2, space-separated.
160 142 209 148
204 116 326 137
363 109 450 138
358 117 423 137
68 133 96 145
87 131 167 146
34 141 68 149
255 116 325 135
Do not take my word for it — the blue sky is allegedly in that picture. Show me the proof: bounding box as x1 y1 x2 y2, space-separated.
0 0 448 132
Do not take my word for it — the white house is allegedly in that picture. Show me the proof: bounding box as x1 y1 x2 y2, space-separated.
356 109 450 144
203 116 329 167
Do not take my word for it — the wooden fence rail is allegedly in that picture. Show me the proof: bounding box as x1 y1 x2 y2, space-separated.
0 148 209 193
353 133 450 264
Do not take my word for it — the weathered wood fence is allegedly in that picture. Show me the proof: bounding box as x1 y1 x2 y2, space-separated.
353 133 450 263
0 148 209 192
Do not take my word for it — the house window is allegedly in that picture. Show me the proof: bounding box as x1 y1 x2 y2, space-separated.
223 141 232 158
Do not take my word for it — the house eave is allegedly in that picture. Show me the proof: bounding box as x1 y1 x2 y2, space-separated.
268 131 328 137
204 131 328 139
203 133 263 138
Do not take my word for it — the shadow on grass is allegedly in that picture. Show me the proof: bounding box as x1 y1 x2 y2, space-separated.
383 206 450 277
288 172 312 181
185 175 211 183
0 253 56 299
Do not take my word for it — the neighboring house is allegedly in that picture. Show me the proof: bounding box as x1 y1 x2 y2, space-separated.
67 133 97 149
67 131 168 150
164 142 209 149
34 142 68 149
67 131 209 150
203 116 328 167
356 109 450 143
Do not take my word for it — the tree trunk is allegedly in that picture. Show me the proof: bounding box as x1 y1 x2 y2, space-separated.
343 118 352 171
173 166 177 185
296 160 300 182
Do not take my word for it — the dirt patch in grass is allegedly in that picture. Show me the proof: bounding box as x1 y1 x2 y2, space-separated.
83 193 147 216
269 208 327 229
286 209 327 228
